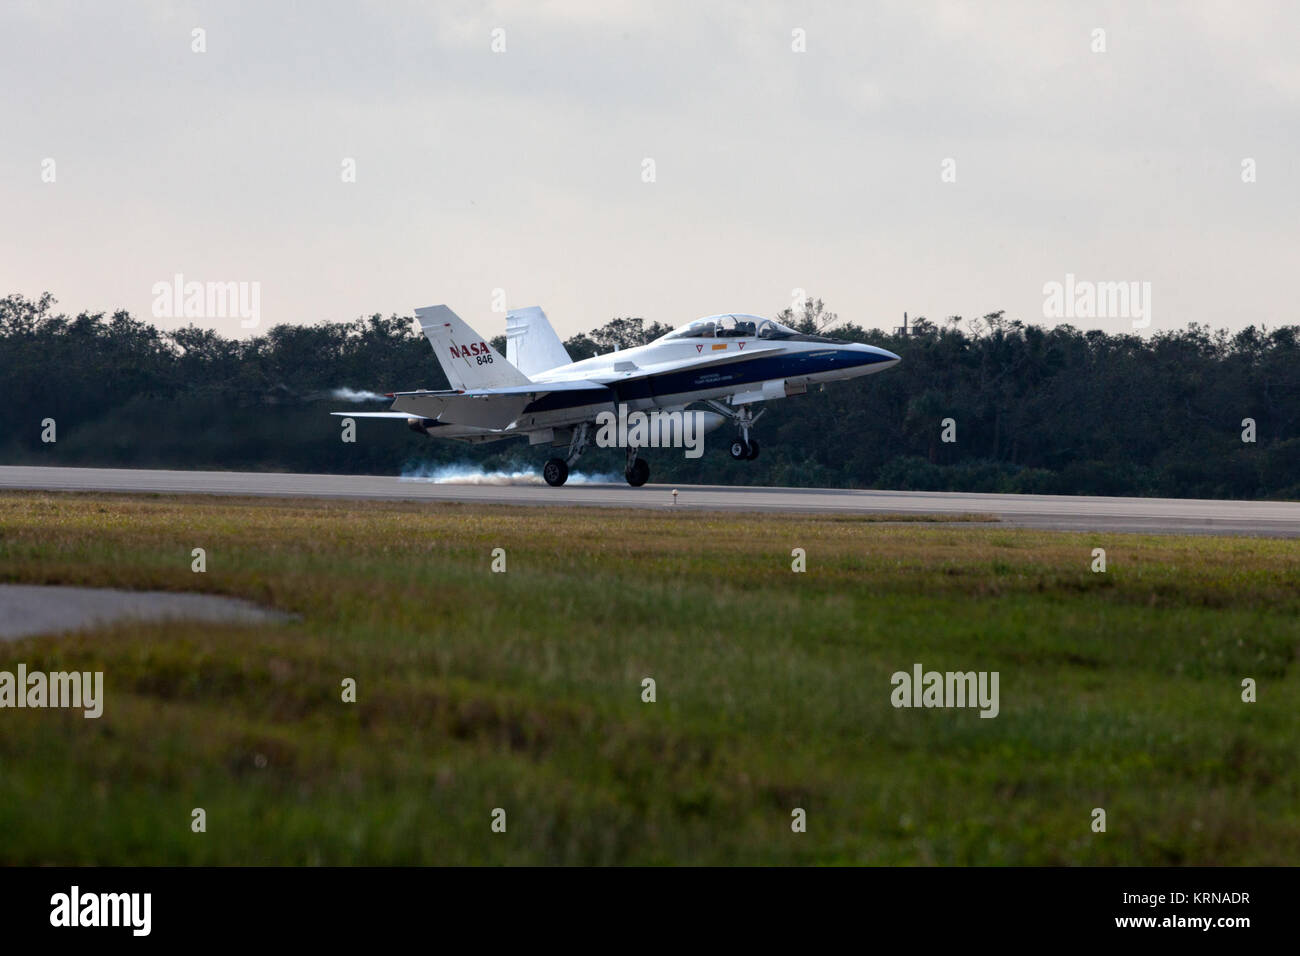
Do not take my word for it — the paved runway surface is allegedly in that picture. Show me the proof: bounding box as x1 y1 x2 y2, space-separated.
2 465 1299 536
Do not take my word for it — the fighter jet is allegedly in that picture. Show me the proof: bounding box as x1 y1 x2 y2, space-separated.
333 305 900 487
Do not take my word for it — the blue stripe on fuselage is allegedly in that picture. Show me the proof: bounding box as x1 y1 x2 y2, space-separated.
521 386 615 413
612 348 889 402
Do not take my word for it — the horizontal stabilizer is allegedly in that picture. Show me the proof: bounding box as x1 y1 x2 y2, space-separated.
329 411 418 419
389 380 612 430
391 380 606 398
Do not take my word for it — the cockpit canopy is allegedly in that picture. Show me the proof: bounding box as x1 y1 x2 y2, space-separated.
657 314 800 341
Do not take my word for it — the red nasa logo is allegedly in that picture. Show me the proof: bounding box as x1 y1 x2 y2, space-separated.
449 341 490 360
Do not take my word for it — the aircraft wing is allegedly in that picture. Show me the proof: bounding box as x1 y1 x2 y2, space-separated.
328 411 422 419
584 344 786 383
387 380 612 430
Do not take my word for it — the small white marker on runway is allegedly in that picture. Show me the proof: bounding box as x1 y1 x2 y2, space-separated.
671 489 678 506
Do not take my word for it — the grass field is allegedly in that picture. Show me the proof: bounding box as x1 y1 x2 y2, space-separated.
0 490 1297 865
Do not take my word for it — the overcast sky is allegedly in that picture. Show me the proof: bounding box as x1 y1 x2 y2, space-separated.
2 1 1297 339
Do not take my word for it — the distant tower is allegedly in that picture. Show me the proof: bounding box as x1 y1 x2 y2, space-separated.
895 312 909 336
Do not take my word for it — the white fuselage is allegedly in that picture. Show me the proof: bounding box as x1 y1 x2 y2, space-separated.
420 331 899 441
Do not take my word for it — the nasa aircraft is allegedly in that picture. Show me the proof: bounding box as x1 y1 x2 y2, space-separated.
333 305 900 487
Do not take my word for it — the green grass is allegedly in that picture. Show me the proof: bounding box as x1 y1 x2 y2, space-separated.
0 490 1297 864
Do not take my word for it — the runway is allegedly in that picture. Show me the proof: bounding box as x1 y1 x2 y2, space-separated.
2 465 1299 536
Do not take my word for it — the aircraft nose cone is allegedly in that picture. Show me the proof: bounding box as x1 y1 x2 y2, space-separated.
852 343 900 366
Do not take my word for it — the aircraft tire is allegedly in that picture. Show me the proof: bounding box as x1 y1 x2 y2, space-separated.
543 457 569 487
625 458 650 487
745 438 760 460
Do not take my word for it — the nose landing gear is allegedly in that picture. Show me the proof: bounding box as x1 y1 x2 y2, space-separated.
710 401 764 462
729 437 760 460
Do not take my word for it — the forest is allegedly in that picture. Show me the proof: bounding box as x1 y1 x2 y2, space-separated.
3 291 1298 499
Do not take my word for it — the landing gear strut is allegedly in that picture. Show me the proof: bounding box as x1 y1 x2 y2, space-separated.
625 447 650 487
710 401 764 462
543 423 592 487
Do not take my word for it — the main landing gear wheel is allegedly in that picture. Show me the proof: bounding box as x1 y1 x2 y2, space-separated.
625 458 650 487
730 439 748 460
543 457 569 487
745 437 760 460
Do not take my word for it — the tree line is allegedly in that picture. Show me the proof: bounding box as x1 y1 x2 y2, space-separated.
2 292 1297 499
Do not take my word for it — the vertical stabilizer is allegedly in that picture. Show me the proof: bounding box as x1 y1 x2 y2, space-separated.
506 306 574 377
414 305 531 390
